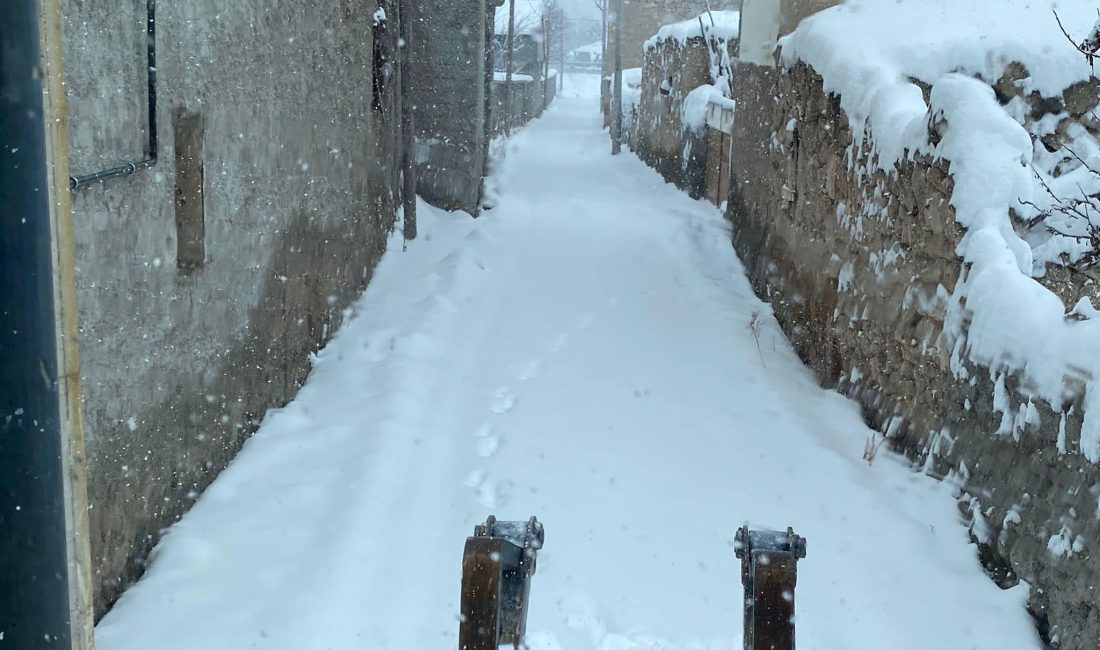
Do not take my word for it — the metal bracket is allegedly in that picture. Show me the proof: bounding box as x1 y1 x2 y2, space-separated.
734 526 807 650
459 516 544 650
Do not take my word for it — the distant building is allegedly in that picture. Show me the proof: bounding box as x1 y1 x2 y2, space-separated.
494 0 549 78
567 41 604 72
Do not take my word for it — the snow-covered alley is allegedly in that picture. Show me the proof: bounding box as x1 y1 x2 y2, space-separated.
94 75 1040 650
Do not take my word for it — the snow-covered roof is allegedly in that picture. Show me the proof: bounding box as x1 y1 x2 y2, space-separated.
781 0 1100 461
495 0 546 36
571 40 603 56
644 11 740 51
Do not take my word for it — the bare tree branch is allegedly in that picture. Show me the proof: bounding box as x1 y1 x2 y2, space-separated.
1053 9 1100 65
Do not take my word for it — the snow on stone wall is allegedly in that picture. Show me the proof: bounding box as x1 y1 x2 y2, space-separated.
632 13 739 196
643 10 740 51
728 1 1100 645
780 0 1100 463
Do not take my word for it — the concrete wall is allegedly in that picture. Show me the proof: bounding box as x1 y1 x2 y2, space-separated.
61 0 402 616
727 56 1100 649
409 0 496 214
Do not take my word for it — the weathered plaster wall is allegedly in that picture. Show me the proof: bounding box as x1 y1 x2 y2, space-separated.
728 59 1100 648
409 0 495 214
62 0 401 616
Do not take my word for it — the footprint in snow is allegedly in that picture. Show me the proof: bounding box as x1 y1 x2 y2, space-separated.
463 469 485 488
463 228 497 245
475 475 512 509
473 423 501 458
489 386 516 414
518 358 544 381
548 333 569 354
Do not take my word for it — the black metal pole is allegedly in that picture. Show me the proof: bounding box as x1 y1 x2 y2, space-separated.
0 1 90 647
542 13 550 109
558 7 565 92
399 0 417 240
69 0 158 190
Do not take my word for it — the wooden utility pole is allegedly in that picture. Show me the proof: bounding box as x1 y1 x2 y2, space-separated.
542 12 550 108
504 0 516 136
611 0 623 154
558 6 565 91
602 2 608 61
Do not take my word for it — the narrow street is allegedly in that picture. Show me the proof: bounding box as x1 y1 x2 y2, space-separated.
95 75 1039 650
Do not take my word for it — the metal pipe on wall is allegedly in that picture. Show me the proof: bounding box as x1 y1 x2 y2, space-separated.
68 0 158 190
1 0 96 647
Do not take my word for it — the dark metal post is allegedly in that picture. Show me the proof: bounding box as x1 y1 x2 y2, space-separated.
558 7 565 92
610 0 623 154
734 527 808 650
504 0 516 136
459 516 544 650
399 0 417 240
1 0 95 647
542 13 550 109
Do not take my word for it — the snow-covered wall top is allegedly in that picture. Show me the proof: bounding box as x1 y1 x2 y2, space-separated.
644 10 740 51
780 0 1100 461
781 1 1094 120
571 40 603 56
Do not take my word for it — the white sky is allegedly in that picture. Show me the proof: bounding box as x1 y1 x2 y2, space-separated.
558 0 601 21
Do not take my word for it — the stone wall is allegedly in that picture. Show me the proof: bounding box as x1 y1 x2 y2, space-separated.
61 0 402 617
727 58 1100 648
409 0 497 214
603 0 737 74
600 0 737 116
490 75 557 135
634 37 711 195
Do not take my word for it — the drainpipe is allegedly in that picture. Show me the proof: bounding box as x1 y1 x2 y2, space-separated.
1 0 96 647
69 0 158 190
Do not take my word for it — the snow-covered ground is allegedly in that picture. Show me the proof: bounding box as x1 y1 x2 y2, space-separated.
95 74 1041 650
